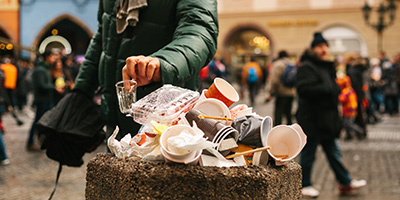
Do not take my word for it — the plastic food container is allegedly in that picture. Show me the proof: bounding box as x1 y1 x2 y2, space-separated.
130 85 200 125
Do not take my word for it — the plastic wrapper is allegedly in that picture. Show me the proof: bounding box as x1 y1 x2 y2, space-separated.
107 126 159 159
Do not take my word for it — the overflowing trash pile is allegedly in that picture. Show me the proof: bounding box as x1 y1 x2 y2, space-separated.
109 78 307 167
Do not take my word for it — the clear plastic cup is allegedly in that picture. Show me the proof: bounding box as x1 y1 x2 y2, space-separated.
115 80 137 114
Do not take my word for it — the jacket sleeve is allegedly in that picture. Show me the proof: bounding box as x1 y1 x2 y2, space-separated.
33 68 55 93
150 0 219 85
73 0 104 98
267 60 284 95
296 63 331 99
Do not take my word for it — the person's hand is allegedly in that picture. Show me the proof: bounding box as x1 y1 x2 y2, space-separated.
265 93 273 103
122 56 161 86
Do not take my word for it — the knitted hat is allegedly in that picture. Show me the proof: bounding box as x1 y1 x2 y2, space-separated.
311 32 328 48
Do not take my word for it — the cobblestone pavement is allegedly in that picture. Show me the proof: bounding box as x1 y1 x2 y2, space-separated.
1 89 399 200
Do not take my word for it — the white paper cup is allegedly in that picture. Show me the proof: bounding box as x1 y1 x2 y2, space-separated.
161 147 202 165
193 98 231 125
199 89 208 101
261 116 273 147
160 125 197 162
252 150 269 167
236 107 253 118
265 125 303 166
290 123 307 150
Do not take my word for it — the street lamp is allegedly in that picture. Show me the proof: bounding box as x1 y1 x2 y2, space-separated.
362 0 397 51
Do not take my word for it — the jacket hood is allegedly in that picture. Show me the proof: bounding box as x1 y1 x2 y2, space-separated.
300 49 323 63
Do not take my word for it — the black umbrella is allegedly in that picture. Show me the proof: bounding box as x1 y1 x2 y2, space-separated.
37 91 106 167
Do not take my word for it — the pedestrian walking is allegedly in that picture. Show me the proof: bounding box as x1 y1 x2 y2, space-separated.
336 72 364 140
381 59 399 115
241 56 263 106
0 56 23 126
296 32 366 198
0 67 10 165
265 50 296 126
27 50 62 151
346 54 368 139
72 0 219 141
368 58 384 113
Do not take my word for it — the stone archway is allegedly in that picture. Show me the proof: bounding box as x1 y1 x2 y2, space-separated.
222 24 273 83
322 24 368 57
32 13 93 56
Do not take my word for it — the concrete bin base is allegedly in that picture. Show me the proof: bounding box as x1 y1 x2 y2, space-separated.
86 153 302 199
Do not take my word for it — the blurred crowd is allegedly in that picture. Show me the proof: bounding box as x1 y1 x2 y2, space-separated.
0 50 82 161
200 50 400 140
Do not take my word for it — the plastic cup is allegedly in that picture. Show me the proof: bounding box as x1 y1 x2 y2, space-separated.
265 125 304 166
205 78 239 108
115 80 137 114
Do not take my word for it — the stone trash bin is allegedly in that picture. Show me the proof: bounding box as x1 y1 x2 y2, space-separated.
86 153 302 199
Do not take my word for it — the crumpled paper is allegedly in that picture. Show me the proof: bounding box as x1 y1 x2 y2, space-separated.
108 126 159 159
167 122 217 154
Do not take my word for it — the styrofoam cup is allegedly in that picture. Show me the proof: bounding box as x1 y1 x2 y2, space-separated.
160 125 197 162
265 125 304 166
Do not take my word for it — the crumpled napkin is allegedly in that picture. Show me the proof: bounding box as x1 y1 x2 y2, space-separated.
108 126 159 159
166 122 217 154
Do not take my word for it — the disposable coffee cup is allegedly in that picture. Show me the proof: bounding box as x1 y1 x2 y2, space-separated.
265 125 305 166
252 150 269 167
115 80 137 114
159 125 197 162
205 78 239 108
185 109 226 142
233 115 272 148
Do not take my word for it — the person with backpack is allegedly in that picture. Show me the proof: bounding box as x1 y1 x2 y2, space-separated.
265 50 296 126
241 56 263 106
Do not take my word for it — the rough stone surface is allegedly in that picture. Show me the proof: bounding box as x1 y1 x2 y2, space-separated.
86 153 302 200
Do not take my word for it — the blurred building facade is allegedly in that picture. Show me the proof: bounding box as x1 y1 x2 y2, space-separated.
217 0 400 73
0 0 19 57
19 0 98 58
0 0 98 59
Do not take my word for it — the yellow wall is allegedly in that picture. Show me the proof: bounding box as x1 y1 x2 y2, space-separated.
0 0 19 43
217 1 400 60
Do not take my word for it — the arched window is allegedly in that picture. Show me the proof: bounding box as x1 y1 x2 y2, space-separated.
224 27 271 82
322 26 368 57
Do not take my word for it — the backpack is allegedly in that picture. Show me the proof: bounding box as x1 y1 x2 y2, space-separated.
282 63 297 87
247 67 259 83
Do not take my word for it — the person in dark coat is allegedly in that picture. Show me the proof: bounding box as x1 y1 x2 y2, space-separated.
296 32 366 198
74 0 219 140
346 55 368 139
27 51 62 151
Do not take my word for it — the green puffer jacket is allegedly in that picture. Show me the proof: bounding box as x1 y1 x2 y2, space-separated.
73 0 219 136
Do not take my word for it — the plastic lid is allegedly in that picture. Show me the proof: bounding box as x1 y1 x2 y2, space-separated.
130 85 200 125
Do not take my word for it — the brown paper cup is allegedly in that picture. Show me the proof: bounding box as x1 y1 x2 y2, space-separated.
185 109 226 142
